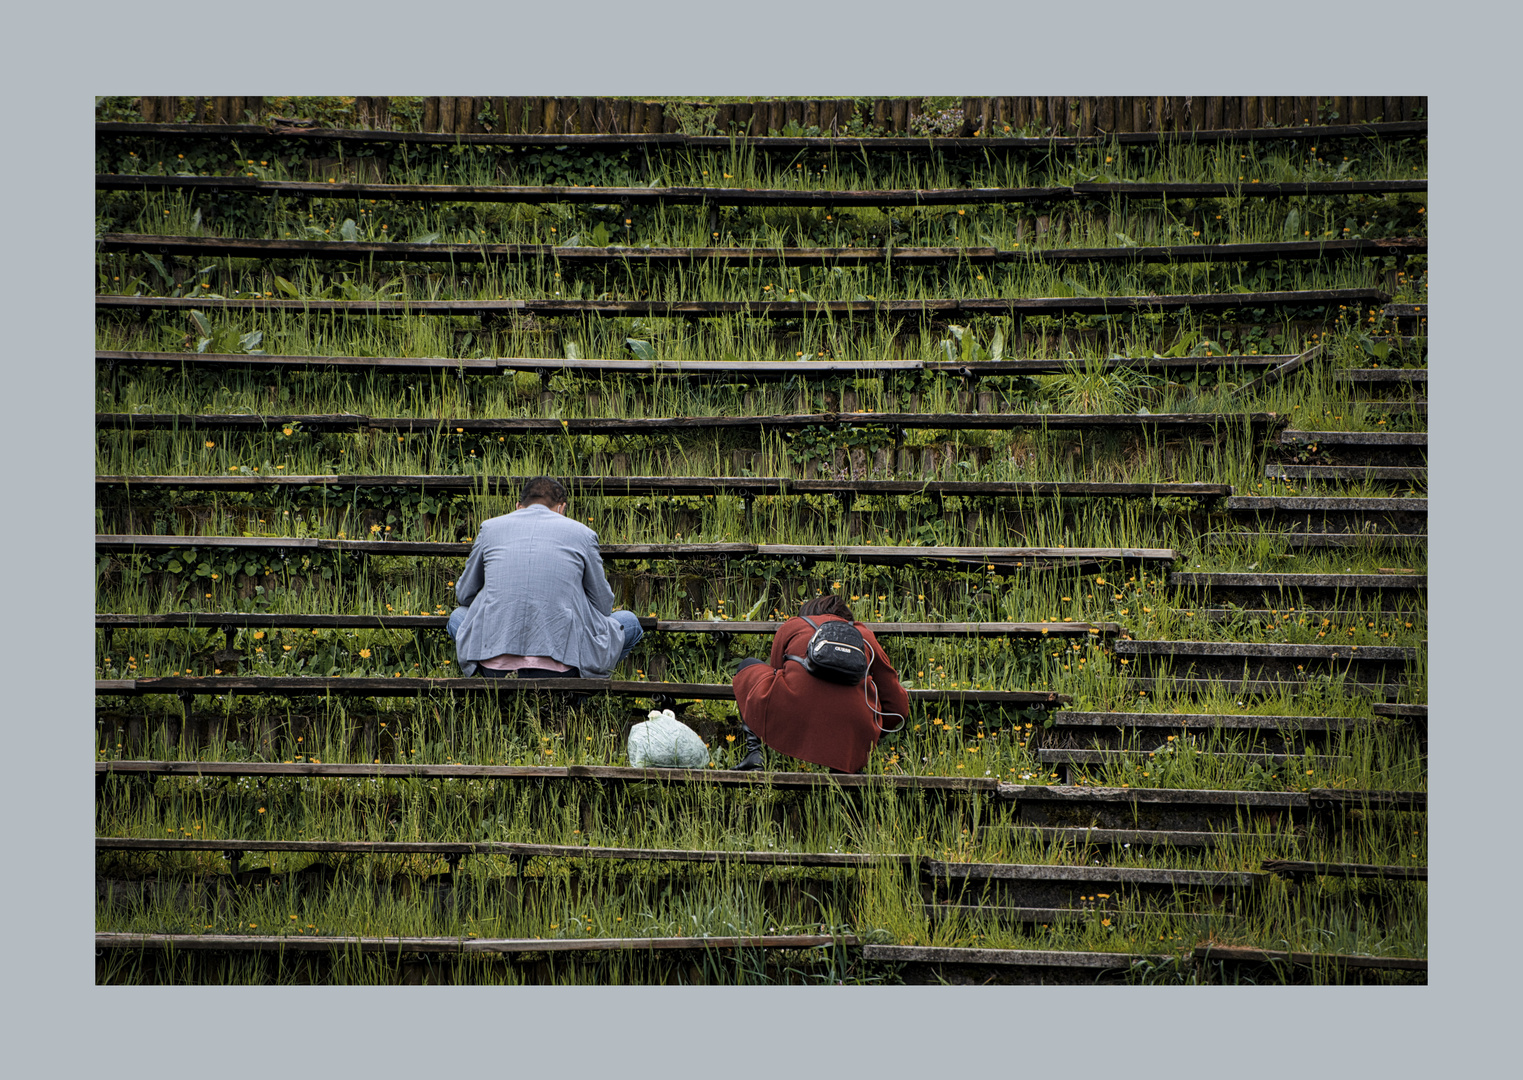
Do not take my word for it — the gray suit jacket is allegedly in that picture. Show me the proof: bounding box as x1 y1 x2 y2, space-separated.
451 504 623 678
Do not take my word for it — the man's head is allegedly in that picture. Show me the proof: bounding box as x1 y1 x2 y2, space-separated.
517 476 568 515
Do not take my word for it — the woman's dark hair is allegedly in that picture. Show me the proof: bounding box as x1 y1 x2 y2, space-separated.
800 595 853 621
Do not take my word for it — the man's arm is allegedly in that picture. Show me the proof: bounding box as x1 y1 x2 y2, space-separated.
454 535 487 607
582 529 615 616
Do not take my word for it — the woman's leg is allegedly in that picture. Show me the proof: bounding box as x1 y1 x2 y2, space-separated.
732 658 767 770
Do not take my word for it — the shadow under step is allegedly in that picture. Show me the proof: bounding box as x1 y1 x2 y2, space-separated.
1206 532 1427 548
1262 859 1426 882
1037 748 1351 785
1264 464 1425 484
1039 709 1416 754
923 860 1261 913
1169 572 1426 609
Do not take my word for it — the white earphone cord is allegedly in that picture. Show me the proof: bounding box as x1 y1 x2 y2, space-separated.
863 640 906 734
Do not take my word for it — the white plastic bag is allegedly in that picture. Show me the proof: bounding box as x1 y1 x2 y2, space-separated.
627 709 710 768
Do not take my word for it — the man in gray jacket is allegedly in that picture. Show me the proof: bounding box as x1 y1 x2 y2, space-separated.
445 477 642 679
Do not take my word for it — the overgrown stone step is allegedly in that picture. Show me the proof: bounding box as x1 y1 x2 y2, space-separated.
95 676 1067 709
96 836 915 870
1222 496 1426 535
94 348 1306 378
861 944 1180 985
94 473 1235 502
1206 532 1427 549
95 172 1430 205
1275 429 1426 467
1261 859 1425 882
1373 703 1426 721
95 288 1392 321
1038 710 1400 754
96 612 1121 640
96 116 1431 149
1130 677 1411 701
1334 369 1427 401
1169 572 1426 608
923 860 1261 913
98 409 1282 435
97 759 1007 795
924 903 1163 926
1017 826 1252 849
99 231 1429 269
1116 638 1416 674
1176 608 1424 626
1192 944 1426 980
997 783 1424 831
1279 430 1425 448
1264 464 1424 482
96 760 1418 828
1037 748 1350 785
97 534 1176 569
96 931 852 958
1335 369 1427 386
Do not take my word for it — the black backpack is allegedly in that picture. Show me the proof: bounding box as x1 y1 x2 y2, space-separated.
785 616 870 686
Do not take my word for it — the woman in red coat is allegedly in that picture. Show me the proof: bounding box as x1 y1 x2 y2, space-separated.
730 595 910 773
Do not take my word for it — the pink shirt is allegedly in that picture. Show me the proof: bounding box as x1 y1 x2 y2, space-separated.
478 653 572 672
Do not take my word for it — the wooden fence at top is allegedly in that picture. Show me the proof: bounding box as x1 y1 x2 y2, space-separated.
129 96 1427 137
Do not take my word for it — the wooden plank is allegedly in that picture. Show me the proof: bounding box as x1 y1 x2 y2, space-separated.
95 411 1282 436
94 350 1299 378
94 119 1429 149
1047 711 1371 733
1279 430 1426 447
93 474 1230 501
1114 640 1416 661
94 351 916 378
95 533 1168 566
97 174 1427 204
96 759 1010 793
1225 496 1426 510
97 676 1068 707
1169 572 1426 589
754 544 1174 565
1261 859 1426 882
926 861 1261 887
862 944 1172 969
95 288 1392 318
1264 465 1425 480
1207 533 1427 550
1232 343 1325 399
94 233 1428 268
97 932 852 955
96 612 1120 638
1192 944 1426 971
96 836 913 868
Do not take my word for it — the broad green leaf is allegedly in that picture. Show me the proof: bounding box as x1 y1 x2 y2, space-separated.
142 253 172 286
188 309 212 336
626 338 656 362
340 218 358 242
273 276 301 299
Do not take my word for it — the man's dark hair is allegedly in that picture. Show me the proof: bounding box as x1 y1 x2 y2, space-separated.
800 595 854 621
519 476 568 507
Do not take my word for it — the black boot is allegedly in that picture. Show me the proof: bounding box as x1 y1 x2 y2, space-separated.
733 721 765 771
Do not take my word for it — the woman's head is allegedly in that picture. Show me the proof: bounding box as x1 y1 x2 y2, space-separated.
800 595 853 621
